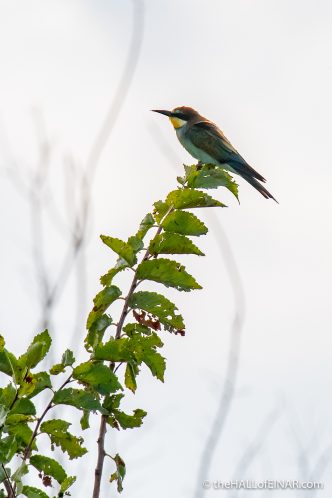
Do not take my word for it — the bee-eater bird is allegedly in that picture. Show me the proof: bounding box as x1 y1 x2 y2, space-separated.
152 106 277 202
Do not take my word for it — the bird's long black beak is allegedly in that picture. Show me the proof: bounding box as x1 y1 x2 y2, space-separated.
151 109 172 117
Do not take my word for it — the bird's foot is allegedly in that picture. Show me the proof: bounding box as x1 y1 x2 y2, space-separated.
196 161 203 170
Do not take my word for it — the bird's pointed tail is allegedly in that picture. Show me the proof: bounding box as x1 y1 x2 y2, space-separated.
241 174 278 203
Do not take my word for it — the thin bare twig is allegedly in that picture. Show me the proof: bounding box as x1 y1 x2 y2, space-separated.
308 444 332 498
2 0 145 348
287 406 332 498
69 0 145 350
231 407 280 498
92 415 108 498
85 0 144 182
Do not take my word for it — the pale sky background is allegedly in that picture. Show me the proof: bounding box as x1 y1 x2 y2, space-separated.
0 1 332 497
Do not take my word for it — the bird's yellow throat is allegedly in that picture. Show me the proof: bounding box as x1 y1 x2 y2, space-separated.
169 116 186 129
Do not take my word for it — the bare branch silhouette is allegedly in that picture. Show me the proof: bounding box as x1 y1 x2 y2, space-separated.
85 0 144 182
286 404 332 498
1 0 145 356
308 444 332 498
231 406 280 498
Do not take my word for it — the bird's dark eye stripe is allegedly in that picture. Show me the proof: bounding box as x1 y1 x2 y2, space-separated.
172 112 187 120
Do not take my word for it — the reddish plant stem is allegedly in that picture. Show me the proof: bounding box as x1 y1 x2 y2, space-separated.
116 205 173 340
2 464 15 498
92 415 107 498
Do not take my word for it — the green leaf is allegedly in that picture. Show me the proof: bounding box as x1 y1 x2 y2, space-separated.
40 420 87 460
112 408 147 429
136 258 202 292
161 210 208 236
30 455 66 484
131 331 163 350
73 362 122 395
123 323 152 337
103 394 124 412
130 334 166 381
0 350 19 378
53 388 105 413
26 372 51 399
0 436 18 464
11 398 36 415
60 476 76 493
0 336 5 351
129 291 185 329
19 330 52 369
124 363 138 393
22 486 49 498
96 334 166 382
50 349 75 375
149 232 204 256
184 164 239 198
87 285 121 330
7 422 34 446
110 453 126 493
100 236 136 266
0 383 16 408
166 188 224 208
100 259 128 286
128 333 165 381
84 314 113 352
49 363 65 375
80 410 90 430
17 380 35 397
153 200 170 223
94 338 132 362
65 437 84 459
40 418 70 433
5 414 33 425
136 213 155 239
127 235 144 253
88 314 113 334
62 349 75 367
142 350 166 381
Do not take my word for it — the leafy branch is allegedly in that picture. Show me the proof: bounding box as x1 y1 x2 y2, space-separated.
0 332 85 497
0 163 238 497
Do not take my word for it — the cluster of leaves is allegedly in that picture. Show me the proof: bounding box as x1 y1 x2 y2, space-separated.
0 164 238 497
0 331 83 497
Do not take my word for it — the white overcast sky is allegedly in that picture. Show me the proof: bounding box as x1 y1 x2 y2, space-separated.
0 1 332 497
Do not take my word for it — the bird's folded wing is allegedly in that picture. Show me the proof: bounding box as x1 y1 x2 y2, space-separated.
191 120 266 183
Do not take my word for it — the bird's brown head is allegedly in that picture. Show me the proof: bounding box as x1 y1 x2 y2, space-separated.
152 106 200 129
